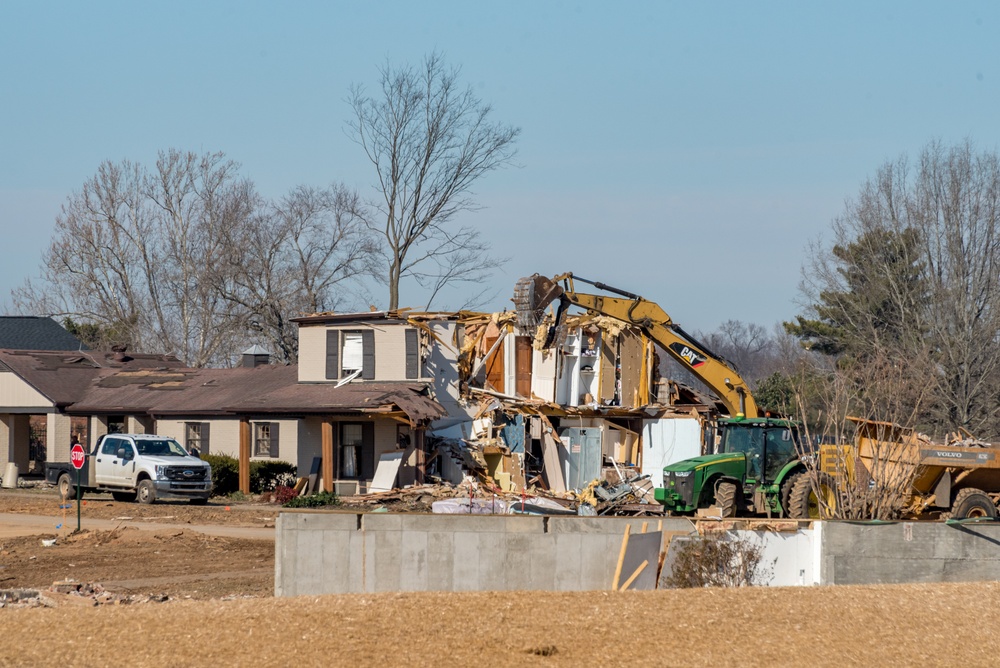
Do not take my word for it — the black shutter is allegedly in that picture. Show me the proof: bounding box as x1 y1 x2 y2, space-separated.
269 422 280 458
361 421 375 480
202 422 211 455
405 329 419 379
361 330 376 380
325 330 339 379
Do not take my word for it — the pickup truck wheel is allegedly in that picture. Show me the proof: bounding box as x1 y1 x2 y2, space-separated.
111 491 137 503
136 479 157 505
715 481 737 518
57 473 78 500
948 488 997 520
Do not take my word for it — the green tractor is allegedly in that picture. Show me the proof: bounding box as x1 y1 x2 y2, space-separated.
654 417 809 518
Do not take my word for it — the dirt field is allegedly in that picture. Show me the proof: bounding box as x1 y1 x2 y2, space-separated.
1 582 999 666
4 487 1000 666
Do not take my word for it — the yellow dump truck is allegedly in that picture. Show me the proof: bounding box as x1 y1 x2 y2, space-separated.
806 417 1000 519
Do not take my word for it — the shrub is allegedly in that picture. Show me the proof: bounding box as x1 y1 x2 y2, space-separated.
284 491 339 508
663 532 774 588
201 455 297 497
201 454 239 496
274 485 299 504
250 460 297 493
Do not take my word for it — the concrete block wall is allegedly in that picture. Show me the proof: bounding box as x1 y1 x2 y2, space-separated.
819 520 1000 585
275 511 693 597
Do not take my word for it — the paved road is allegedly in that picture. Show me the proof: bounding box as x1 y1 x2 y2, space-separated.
0 512 275 540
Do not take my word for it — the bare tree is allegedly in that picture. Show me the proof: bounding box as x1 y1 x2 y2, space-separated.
217 184 376 363
14 151 257 366
348 52 520 310
791 140 1000 437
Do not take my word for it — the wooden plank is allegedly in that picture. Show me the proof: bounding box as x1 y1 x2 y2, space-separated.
538 414 566 493
611 524 631 590
322 421 334 494
619 560 648 591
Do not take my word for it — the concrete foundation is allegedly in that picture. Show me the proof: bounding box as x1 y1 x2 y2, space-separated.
275 514 1000 596
275 511 693 596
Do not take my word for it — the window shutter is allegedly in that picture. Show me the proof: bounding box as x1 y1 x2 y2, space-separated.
361 330 376 380
202 422 210 455
361 421 375 480
325 330 339 379
269 422 280 458
405 329 419 379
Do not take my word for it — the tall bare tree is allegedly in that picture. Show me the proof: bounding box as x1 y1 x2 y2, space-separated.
348 52 520 310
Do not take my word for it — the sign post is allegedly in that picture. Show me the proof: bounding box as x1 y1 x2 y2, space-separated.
70 444 86 532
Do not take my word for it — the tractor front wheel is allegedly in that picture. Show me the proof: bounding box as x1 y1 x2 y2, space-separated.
715 481 738 518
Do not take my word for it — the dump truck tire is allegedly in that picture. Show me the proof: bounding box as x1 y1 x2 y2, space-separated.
948 488 997 520
787 473 838 519
715 481 737 518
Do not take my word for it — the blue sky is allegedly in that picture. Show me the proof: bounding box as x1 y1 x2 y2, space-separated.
2 1 998 332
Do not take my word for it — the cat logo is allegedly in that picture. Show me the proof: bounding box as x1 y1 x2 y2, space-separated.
669 343 706 368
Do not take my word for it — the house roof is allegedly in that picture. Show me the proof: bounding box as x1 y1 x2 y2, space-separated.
73 364 445 422
0 349 184 407
0 317 87 351
0 349 445 422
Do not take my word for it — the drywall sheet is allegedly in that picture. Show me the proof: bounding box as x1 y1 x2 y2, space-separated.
369 452 404 493
641 418 702 489
619 531 662 590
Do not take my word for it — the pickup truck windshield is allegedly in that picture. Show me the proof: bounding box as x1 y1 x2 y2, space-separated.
135 439 188 457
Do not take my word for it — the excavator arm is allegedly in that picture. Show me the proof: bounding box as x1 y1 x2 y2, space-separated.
513 273 758 418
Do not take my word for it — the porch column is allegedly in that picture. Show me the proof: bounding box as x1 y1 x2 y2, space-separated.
322 420 334 493
414 427 426 485
47 413 72 463
0 414 30 472
239 418 251 494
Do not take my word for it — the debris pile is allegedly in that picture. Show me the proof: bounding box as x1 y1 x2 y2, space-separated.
0 581 170 609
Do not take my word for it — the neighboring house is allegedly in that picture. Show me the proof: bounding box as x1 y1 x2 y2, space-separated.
0 316 87 351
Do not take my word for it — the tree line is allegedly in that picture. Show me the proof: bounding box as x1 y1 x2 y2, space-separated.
11 54 518 367
666 140 1000 440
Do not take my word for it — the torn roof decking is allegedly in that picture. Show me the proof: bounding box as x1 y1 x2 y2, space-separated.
0 349 445 423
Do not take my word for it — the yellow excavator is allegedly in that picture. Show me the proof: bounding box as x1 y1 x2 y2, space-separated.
514 272 757 417
513 273 808 517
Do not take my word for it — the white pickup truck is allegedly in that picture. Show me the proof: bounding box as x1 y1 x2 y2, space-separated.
45 433 213 504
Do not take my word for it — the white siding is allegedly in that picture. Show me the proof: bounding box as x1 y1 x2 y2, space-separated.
0 371 52 409
298 326 327 382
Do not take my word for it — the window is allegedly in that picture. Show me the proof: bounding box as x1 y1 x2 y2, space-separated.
107 416 125 434
101 437 122 456
185 422 210 455
254 422 280 458
325 329 376 380
341 424 362 478
339 422 374 480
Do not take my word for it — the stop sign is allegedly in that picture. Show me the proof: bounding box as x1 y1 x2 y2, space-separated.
70 444 86 470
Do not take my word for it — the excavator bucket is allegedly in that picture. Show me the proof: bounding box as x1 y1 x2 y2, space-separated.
513 274 564 334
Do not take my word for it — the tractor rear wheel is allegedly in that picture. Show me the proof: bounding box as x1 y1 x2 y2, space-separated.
947 488 997 520
781 473 804 518
787 473 838 519
715 481 738 518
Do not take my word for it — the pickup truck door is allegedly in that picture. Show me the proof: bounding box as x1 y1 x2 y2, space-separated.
94 436 135 486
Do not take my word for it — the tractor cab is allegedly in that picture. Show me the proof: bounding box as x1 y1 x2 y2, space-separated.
718 418 801 486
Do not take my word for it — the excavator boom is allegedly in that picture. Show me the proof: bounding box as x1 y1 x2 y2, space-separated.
513 273 758 418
